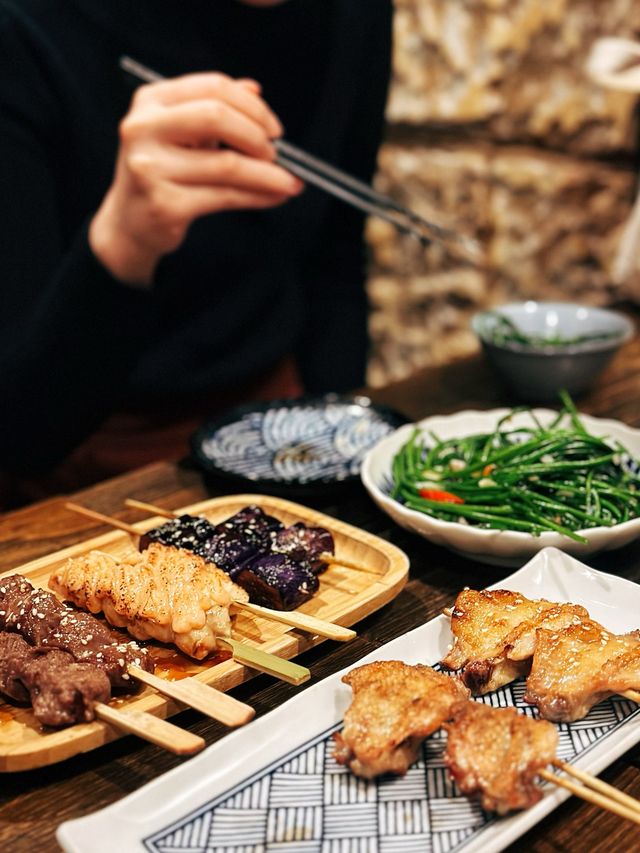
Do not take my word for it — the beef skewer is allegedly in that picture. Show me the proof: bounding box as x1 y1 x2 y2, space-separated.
0 573 254 727
0 630 203 752
0 632 111 727
49 544 311 685
0 628 203 754
125 498 384 576
335 660 640 824
65 502 357 641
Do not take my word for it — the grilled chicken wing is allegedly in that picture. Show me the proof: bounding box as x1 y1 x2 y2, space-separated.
440 589 589 694
49 542 249 659
525 619 640 721
444 702 558 814
333 660 469 779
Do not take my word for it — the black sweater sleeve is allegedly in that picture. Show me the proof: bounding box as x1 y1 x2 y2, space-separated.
0 5 152 474
295 0 393 393
0 0 393 474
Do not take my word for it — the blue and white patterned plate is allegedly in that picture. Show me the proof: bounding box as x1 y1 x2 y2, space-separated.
58 548 640 853
191 395 406 492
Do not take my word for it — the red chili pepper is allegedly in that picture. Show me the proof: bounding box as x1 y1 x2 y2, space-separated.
419 488 464 504
482 463 495 477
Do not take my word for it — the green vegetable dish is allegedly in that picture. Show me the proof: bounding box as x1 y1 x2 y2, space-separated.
391 393 640 543
484 313 621 349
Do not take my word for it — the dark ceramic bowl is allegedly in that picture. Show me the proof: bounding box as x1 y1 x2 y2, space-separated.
472 302 634 402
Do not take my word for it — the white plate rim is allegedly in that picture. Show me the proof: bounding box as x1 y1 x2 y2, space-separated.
57 547 640 853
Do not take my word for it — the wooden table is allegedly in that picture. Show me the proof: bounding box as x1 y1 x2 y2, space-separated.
2 314 640 851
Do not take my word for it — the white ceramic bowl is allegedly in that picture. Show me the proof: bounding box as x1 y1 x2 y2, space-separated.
472 302 634 403
361 408 640 567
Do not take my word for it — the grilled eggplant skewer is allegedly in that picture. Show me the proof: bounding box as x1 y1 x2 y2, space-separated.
136 503 324 611
125 498 379 576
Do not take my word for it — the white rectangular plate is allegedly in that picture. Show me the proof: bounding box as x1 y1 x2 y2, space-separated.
57 547 640 853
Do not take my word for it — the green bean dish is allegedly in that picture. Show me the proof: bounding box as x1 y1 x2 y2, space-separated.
483 312 621 349
391 393 640 543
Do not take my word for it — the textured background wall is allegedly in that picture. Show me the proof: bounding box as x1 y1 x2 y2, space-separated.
366 0 640 386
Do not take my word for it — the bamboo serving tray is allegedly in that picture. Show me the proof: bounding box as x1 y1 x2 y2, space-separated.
0 494 409 772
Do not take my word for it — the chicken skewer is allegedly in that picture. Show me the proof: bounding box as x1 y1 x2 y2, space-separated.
125 498 384 575
66 501 357 641
440 589 590 694
443 700 559 813
335 660 640 824
525 617 640 721
0 573 254 728
333 660 470 778
444 699 640 824
49 543 310 685
441 591 640 716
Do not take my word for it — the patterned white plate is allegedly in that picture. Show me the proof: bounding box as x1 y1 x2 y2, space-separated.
57 547 640 853
191 395 406 492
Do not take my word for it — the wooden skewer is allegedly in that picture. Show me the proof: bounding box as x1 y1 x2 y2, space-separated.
124 498 176 518
318 552 384 575
66 501 356 642
540 766 640 825
67 501 140 536
129 665 255 727
233 601 355 642
94 703 204 755
621 688 640 703
219 638 310 686
124 498 384 574
551 759 640 816
64 501 312 686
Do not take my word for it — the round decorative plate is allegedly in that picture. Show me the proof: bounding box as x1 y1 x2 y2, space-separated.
191 395 407 492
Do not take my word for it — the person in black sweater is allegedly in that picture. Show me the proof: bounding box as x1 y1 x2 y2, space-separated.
0 0 392 504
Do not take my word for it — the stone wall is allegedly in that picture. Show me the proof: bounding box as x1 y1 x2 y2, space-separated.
366 0 640 386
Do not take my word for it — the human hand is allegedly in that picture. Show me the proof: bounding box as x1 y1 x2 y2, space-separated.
89 73 303 286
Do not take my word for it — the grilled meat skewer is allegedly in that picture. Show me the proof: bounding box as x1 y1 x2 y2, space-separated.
50 544 311 683
0 632 111 727
50 543 249 660
443 702 559 814
526 619 640 722
333 660 469 778
0 573 153 686
441 588 640 722
440 588 589 694
333 660 640 823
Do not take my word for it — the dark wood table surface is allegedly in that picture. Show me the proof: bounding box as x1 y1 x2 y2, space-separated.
2 313 640 851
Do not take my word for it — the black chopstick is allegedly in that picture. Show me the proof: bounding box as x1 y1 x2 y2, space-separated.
119 55 482 263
